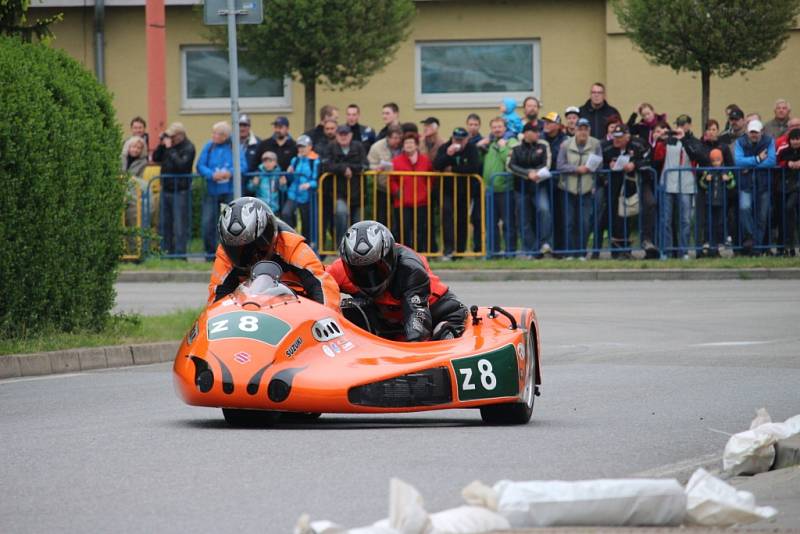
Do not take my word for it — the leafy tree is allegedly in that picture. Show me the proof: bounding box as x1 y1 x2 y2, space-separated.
0 0 61 42
613 0 800 126
208 0 415 131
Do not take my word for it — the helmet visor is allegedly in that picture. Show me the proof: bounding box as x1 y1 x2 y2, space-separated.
346 259 393 296
223 240 274 270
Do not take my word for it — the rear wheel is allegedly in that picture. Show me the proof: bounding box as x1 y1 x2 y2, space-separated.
222 408 281 427
480 325 537 425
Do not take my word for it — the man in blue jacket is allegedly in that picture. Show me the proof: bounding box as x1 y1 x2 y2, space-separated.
734 120 776 254
197 121 249 258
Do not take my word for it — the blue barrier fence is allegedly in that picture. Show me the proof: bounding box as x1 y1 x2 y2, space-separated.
487 165 798 258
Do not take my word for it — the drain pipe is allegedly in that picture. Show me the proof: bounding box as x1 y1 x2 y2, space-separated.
94 0 105 83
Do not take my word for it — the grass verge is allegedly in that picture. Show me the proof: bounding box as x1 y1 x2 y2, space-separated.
120 256 800 272
0 308 201 356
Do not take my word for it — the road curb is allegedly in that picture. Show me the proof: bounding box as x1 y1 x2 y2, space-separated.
0 341 180 379
117 268 800 283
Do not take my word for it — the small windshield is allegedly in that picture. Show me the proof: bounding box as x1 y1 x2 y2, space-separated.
238 261 296 299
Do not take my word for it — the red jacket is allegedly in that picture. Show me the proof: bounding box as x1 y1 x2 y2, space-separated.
390 151 432 208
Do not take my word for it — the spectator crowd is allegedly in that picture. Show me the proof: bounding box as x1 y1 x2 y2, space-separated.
121 86 800 260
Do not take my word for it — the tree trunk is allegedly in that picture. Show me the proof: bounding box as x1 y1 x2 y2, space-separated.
701 67 710 130
304 80 316 133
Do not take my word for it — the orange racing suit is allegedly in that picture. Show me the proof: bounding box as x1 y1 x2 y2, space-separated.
208 230 340 310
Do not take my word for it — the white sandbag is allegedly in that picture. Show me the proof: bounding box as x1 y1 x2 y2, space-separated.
490 478 686 527
429 506 510 533
461 481 498 511
684 468 777 526
387 478 431 534
723 409 799 475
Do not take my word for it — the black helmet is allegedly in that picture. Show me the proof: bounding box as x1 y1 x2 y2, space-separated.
218 197 278 269
339 221 397 296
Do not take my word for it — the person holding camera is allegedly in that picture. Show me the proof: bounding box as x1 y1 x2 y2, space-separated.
152 122 196 257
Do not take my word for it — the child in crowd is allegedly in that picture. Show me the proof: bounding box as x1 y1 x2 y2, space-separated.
698 148 736 254
500 97 524 137
282 134 319 242
778 129 800 255
248 151 285 214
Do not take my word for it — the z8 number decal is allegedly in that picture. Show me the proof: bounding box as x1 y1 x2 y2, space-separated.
207 312 291 346
451 345 519 401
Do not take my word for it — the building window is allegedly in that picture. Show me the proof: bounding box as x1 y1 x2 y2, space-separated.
181 46 291 112
415 40 541 108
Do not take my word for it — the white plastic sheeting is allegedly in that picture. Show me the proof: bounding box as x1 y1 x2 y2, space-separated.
463 478 686 527
723 409 800 475
685 468 778 526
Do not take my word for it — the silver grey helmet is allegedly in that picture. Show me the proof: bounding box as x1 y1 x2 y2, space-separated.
218 197 277 269
339 221 396 296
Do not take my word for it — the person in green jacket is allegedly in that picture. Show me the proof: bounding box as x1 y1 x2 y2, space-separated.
483 116 520 254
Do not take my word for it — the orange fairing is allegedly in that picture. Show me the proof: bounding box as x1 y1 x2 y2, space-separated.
174 273 541 422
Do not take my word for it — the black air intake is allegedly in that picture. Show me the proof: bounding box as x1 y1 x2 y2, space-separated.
348 367 452 407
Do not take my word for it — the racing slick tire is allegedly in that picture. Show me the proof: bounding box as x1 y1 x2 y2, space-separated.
222 408 281 427
479 324 537 425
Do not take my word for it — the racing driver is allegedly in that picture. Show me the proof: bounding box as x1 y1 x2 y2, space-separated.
208 197 340 309
327 220 467 342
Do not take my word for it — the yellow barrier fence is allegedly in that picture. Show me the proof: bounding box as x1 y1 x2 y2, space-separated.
316 171 485 258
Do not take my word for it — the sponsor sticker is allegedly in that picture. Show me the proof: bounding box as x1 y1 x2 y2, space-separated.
233 352 251 364
516 342 526 361
340 338 355 352
186 321 199 345
410 295 422 305
322 345 335 358
285 337 303 358
330 342 341 354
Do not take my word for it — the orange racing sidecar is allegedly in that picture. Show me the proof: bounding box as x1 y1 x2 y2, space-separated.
173 262 542 426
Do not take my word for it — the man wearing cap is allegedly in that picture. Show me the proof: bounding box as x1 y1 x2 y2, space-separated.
564 106 581 137
238 114 261 171
508 122 553 257
579 82 621 140
600 123 651 258
420 116 445 161
557 117 602 257
254 116 297 173
734 119 776 253
765 99 792 139
434 127 483 258
720 107 747 146
346 103 376 153
321 124 368 246
152 122 196 257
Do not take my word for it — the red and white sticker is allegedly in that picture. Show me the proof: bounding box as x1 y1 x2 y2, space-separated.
233 352 251 364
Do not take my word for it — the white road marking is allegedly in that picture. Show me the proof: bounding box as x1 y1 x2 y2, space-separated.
632 451 722 479
692 341 772 347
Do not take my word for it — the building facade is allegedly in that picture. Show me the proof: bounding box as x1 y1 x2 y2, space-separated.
32 0 800 140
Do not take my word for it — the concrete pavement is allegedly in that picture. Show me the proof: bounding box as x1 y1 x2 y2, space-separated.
2 280 799 532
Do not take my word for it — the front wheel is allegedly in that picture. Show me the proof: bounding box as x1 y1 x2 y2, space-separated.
480 325 537 425
222 408 281 427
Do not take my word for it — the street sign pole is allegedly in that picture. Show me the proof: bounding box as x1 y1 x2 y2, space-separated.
225 0 242 199
204 0 262 199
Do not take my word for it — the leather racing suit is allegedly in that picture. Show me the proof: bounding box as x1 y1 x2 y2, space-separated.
327 245 467 341
208 226 340 310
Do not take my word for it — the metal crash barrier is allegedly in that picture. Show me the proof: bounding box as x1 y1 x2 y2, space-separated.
486 165 797 258
316 171 486 258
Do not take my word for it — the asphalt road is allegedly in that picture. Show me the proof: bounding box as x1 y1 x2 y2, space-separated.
3 280 800 533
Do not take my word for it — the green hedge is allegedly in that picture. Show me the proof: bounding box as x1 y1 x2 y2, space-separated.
0 36 124 337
